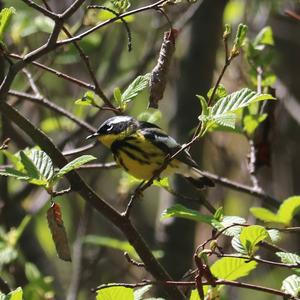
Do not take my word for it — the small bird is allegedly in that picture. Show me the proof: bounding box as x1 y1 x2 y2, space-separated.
86 116 214 188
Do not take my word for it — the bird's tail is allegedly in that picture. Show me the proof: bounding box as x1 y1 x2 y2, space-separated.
185 167 214 189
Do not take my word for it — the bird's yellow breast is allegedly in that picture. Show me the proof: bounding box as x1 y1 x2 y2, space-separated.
113 131 181 180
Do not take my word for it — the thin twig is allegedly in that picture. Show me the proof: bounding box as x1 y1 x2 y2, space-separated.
8 90 95 133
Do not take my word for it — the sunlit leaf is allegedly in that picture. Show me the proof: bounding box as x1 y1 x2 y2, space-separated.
121 73 150 103
267 229 281 243
281 275 300 297
243 114 267 136
0 7 16 40
240 225 269 255
250 207 278 223
134 285 152 300
213 216 246 236
161 204 214 225
277 196 300 226
54 155 96 180
276 252 300 266
254 26 274 46
137 109 162 124
1 287 23 300
96 286 134 300
211 257 257 280
207 84 227 102
231 235 248 255
212 88 275 117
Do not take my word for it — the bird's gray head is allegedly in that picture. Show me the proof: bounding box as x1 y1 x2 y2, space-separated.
86 116 138 148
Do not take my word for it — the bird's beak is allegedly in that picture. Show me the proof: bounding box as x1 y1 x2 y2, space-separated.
86 132 99 140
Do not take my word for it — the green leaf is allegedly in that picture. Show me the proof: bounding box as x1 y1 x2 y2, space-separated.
243 114 267 136
240 225 269 255
0 7 16 40
281 275 300 297
231 235 248 255
96 286 134 300
267 229 281 243
277 196 300 226
254 26 274 46
213 216 246 236
20 151 40 179
54 155 96 180
207 84 227 102
196 95 209 116
232 23 248 55
250 207 278 223
121 73 150 103
212 112 236 128
161 204 214 225
134 285 152 300
212 88 275 117
113 87 123 106
25 262 41 282
27 150 54 181
1 150 23 170
189 289 200 300
0 167 29 181
84 235 138 259
137 109 162 124
211 257 257 281
276 252 300 266
1 287 22 300
111 0 131 13
75 91 100 107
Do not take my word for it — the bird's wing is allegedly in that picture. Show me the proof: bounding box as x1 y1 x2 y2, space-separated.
139 123 199 168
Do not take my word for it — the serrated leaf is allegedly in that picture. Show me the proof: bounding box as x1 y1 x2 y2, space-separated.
240 225 269 255
213 112 236 128
267 229 281 243
54 155 96 180
211 257 257 281
28 150 54 181
213 216 246 236
276 252 300 266
250 207 278 223
96 286 134 300
1 287 23 300
231 235 248 255
134 285 152 300
212 88 275 117
0 7 16 40
161 204 214 225
121 73 150 103
281 275 300 297
20 151 40 179
277 196 300 226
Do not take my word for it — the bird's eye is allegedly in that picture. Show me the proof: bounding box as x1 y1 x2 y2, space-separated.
106 124 114 132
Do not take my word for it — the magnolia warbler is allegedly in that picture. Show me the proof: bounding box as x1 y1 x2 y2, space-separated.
86 116 214 188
